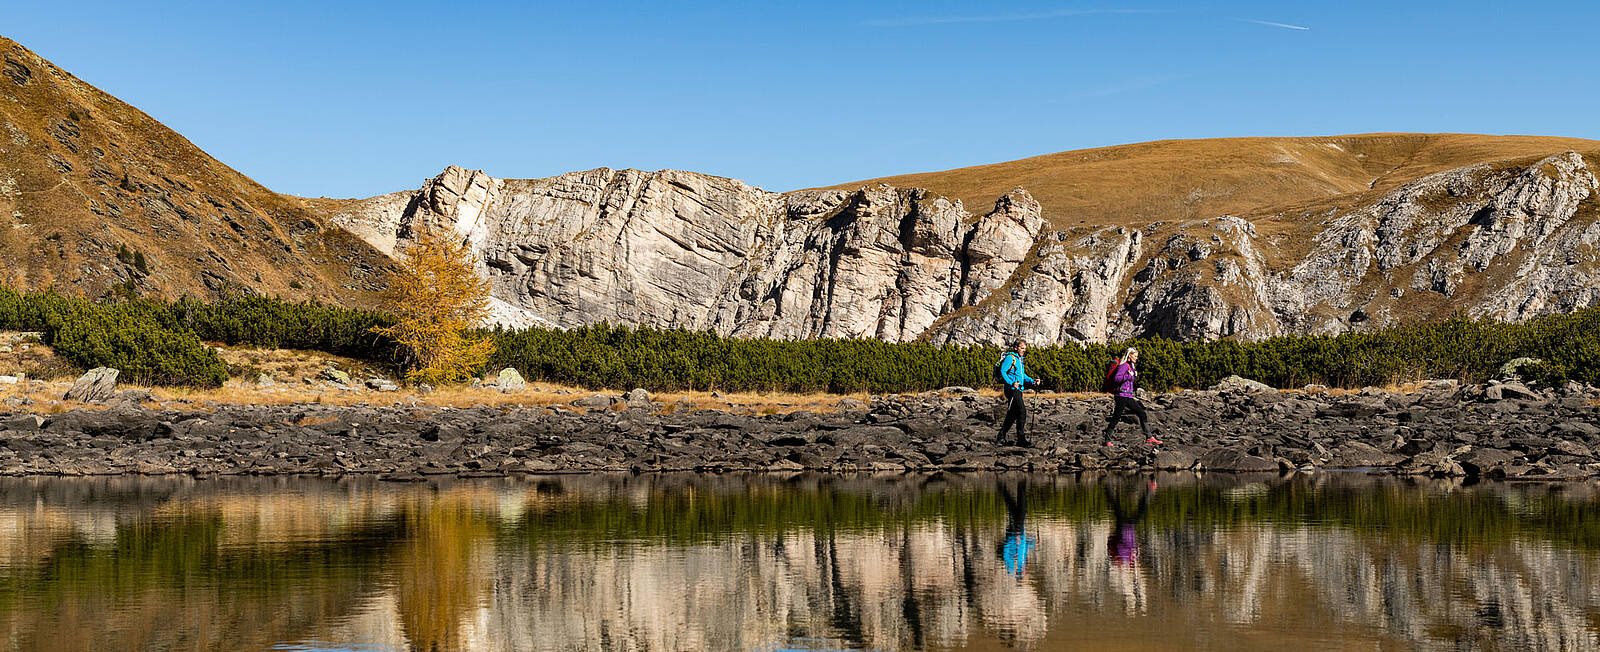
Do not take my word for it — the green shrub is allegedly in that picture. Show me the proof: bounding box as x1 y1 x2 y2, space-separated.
51 303 227 387
1 284 1598 392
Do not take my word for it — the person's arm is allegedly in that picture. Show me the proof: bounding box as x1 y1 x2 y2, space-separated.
1112 363 1134 384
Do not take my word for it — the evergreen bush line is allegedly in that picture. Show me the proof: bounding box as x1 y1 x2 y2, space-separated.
0 285 1597 392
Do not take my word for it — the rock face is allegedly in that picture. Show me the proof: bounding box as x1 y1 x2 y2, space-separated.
334 168 1048 341
335 150 1600 345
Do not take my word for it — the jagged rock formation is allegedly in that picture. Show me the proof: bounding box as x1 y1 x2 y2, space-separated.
332 167 1050 340
336 149 1600 345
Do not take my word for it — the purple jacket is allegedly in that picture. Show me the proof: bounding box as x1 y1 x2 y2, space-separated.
1110 362 1138 398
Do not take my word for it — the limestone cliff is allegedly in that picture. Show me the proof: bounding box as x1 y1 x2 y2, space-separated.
333 149 1600 345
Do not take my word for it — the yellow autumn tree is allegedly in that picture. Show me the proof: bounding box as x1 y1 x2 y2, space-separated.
372 226 495 384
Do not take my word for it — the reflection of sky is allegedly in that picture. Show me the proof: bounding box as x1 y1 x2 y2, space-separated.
0 475 1594 651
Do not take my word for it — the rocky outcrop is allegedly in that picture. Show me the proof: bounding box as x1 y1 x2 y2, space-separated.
333 150 1600 345
333 168 1049 341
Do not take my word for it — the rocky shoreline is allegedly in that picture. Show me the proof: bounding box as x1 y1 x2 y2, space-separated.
0 380 1597 480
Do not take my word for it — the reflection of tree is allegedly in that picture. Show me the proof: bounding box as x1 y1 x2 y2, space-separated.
396 498 492 652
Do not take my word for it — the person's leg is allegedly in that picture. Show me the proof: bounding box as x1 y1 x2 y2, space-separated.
997 388 1021 442
1017 394 1031 446
1103 396 1128 441
1130 399 1150 436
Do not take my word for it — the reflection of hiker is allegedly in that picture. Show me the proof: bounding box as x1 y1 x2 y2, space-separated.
995 340 1039 447
1105 478 1156 568
997 477 1035 578
1102 347 1160 446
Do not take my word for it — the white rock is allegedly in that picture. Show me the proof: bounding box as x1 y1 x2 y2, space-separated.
64 367 118 403
329 152 1600 345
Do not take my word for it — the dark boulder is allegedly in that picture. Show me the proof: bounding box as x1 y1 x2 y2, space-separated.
1198 448 1278 473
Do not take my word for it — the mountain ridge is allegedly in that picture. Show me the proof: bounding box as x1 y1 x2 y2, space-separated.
5 33 1599 345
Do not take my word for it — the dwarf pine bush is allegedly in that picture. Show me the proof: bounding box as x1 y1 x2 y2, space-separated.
0 284 1597 391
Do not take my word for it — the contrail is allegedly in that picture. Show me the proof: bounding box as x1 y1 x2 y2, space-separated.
1246 19 1310 30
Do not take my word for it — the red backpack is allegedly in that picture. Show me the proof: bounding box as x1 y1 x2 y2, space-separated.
1102 358 1122 393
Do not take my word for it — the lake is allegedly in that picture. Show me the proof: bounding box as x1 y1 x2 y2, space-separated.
0 472 1594 651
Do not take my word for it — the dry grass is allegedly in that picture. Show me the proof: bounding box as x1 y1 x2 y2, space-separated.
0 35 390 305
815 133 1600 233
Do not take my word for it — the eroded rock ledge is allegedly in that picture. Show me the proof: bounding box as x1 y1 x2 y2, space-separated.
2 382 1597 480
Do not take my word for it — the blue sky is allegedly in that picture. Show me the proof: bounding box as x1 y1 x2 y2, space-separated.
8 1 1598 198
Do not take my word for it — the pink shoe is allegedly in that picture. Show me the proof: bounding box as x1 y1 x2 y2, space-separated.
1104 441 1116 447
1145 437 1163 445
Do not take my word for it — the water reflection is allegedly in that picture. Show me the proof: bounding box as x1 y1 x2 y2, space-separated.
0 473 1594 651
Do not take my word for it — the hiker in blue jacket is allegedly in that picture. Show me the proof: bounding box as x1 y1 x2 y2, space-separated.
996 340 1039 447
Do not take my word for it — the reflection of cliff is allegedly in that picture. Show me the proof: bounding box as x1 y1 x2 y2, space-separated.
0 475 1593 650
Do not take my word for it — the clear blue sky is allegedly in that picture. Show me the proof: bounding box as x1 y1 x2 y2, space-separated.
8 1 1598 198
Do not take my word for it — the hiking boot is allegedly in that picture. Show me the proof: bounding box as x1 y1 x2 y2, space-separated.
1016 437 1032 448
1103 441 1116 447
1145 436 1163 445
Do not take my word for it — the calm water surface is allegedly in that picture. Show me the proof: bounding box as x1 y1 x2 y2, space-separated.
0 472 1596 651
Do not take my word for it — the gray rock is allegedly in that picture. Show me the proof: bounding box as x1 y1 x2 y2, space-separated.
497 368 527 393
4 415 44 430
625 388 652 405
1485 381 1542 402
0 375 19 384
1197 448 1278 473
572 394 614 409
837 398 868 410
255 373 275 387
1211 375 1275 393
321 368 352 386
115 388 153 404
64 367 118 403
1331 441 1403 467
1153 449 1197 470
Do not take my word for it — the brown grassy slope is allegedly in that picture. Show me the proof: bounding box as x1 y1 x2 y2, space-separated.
0 36 391 304
815 134 1600 229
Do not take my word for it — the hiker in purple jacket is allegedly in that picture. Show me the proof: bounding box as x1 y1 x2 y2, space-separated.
1103 347 1160 446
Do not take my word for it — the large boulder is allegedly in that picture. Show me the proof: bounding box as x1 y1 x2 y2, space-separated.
64 367 118 403
497 368 527 393
1153 448 1198 470
1197 448 1278 473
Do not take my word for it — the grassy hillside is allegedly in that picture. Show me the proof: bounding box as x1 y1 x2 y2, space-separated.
816 133 1600 229
0 36 391 304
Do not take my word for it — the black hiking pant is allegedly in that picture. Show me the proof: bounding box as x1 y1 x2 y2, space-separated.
997 387 1028 443
1104 395 1150 438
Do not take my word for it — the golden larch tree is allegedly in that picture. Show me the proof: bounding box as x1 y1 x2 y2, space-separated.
373 226 496 384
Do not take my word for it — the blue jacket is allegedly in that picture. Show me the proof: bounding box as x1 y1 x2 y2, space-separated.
1000 352 1037 389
